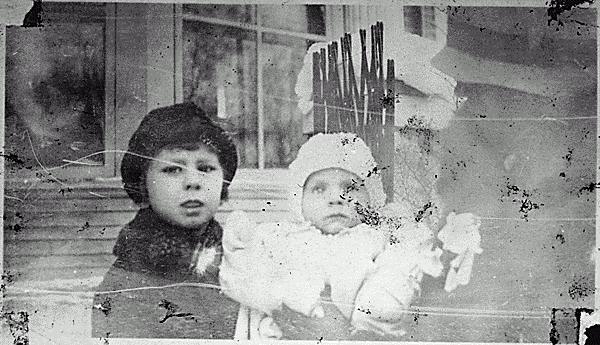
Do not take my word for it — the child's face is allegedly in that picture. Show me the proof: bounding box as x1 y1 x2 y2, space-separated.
146 145 224 229
301 168 371 235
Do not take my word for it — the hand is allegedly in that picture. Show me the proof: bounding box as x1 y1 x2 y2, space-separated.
281 274 324 317
445 248 476 292
258 316 283 339
438 212 483 291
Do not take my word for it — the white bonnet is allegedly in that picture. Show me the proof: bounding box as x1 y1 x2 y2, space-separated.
287 133 386 217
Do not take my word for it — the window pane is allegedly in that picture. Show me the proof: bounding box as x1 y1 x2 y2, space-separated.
183 21 258 168
5 3 106 173
183 7 323 169
261 34 309 168
183 4 255 24
404 6 423 36
259 5 325 35
307 5 327 36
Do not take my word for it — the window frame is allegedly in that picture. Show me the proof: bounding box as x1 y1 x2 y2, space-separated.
179 4 330 170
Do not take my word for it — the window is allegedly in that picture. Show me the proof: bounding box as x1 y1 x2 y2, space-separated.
182 5 327 168
4 3 115 179
404 6 437 40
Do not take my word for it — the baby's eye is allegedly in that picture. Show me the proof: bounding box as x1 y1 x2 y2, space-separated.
197 164 216 173
162 166 182 174
312 186 325 194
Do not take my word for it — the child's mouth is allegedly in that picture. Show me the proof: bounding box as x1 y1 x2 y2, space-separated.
181 200 204 208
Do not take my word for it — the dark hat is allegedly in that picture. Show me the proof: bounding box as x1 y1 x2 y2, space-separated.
121 103 238 204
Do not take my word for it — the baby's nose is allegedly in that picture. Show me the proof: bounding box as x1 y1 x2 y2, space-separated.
327 190 346 205
328 198 344 206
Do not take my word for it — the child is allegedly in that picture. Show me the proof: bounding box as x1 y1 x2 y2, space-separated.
219 132 450 340
92 103 241 339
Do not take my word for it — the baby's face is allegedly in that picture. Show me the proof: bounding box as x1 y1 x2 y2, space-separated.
301 168 371 235
146 145 224 229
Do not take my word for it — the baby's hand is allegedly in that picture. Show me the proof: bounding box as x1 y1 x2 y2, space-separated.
311 305 325 318
258 316 283 339
437 212 483 291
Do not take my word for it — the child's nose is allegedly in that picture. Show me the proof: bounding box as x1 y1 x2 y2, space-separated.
184 171 203 190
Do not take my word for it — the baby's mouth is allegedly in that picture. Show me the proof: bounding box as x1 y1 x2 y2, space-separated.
326 213 351 221
320 214 357 235
181 200 204 208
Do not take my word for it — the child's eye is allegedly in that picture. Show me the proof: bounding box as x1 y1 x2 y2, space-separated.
197 164 216 173
162 166 182 174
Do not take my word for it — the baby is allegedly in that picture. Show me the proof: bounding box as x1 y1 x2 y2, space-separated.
219 133 453 339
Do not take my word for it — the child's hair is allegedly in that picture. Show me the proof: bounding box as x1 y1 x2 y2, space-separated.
287 132 386 216
121 103 238 204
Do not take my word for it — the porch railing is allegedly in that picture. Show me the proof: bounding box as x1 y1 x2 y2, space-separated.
311 22 395 202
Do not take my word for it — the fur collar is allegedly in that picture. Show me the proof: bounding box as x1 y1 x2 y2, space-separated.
113 207 222 282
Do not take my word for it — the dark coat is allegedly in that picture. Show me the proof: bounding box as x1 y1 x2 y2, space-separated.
91 208 240 339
